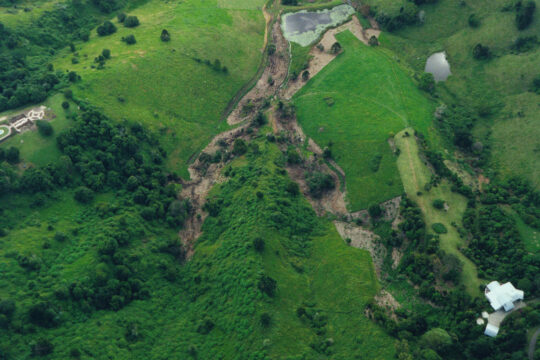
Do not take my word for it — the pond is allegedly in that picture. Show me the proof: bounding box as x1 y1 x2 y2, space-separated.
281 5 355 47
425 52 451 82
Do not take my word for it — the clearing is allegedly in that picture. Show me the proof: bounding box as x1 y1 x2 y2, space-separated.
394 127 482 296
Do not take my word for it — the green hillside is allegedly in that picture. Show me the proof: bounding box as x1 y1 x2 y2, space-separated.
0 134 394 359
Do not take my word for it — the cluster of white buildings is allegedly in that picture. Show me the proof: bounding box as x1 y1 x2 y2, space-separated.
483 281 524 337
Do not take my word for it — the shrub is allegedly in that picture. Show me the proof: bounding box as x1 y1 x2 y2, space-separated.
117 12 126 22
432 223 447 234
122 34 136 45
306 172 335 198
468 13 480 27
97 21 116 36
62 101 70 109
267 44 276 55
36 120 53 136
368 204 383 218
6 146 20 164
532 74 540 93
516 0 536 30
301 70 309 81
331 42 342 54
54 232 68 242
233 139 247 155
160 29 170 42
31 338 54 356
432 199 445 209
260 313 271 327
258 275 277 297
419 72 435 93
282 0 298 5
472 43 490 60
124 16 140 28
253 237 265 252
74 186 94 203
102 48 111 59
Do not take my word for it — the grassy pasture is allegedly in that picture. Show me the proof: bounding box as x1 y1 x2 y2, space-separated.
55 0 266 177
293 31 435 211
394 128 482 296
0 93 75 167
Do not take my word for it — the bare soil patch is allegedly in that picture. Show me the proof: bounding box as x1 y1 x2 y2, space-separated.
227 19 290 125
334 220 386 276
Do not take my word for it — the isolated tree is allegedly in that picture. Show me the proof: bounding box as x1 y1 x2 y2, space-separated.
468 13 480 28
213 59 221 71
472 43 490 60
432 199 445 209
36 120 53 136
117 12 126 23
122 34 136 45
301 70 309 81
124 16 140 28
97 21 116 36
368 35 379 46
330 41 342 54
62 101 70 110
233 139 247 155
102 48 111 59
160 29 170 42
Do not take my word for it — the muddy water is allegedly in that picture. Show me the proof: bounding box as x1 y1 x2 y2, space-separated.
281 5 355 46
425 52 451 82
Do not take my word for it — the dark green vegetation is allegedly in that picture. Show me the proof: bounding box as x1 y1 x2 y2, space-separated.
0 116 395 357
294 31 435 211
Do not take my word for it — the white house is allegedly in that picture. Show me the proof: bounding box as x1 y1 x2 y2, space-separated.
485 281 524 312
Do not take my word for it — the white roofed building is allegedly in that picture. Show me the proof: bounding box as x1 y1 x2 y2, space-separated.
485 281 524 312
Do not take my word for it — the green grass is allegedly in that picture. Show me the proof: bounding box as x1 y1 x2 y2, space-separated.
394 128 482 296
0 93 75 167
54 0 266 177
289 41 312 79
510 207 540 254
293 31 435 211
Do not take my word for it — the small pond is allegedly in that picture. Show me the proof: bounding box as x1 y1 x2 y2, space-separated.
425 52 451 82
281 5 355 47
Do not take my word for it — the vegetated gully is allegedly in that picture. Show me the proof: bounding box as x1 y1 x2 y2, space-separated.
179 3 387 271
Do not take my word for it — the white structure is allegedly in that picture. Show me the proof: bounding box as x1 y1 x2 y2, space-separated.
485 281 524 312
484 323 499 338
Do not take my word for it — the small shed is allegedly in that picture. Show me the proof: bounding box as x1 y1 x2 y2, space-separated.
484 324 499 338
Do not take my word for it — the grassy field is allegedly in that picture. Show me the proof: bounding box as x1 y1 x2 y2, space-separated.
510 208 540 254
0 93 75 167
394 128 482 296
293 31 435 211
379 0 540 189
54 0 266 177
